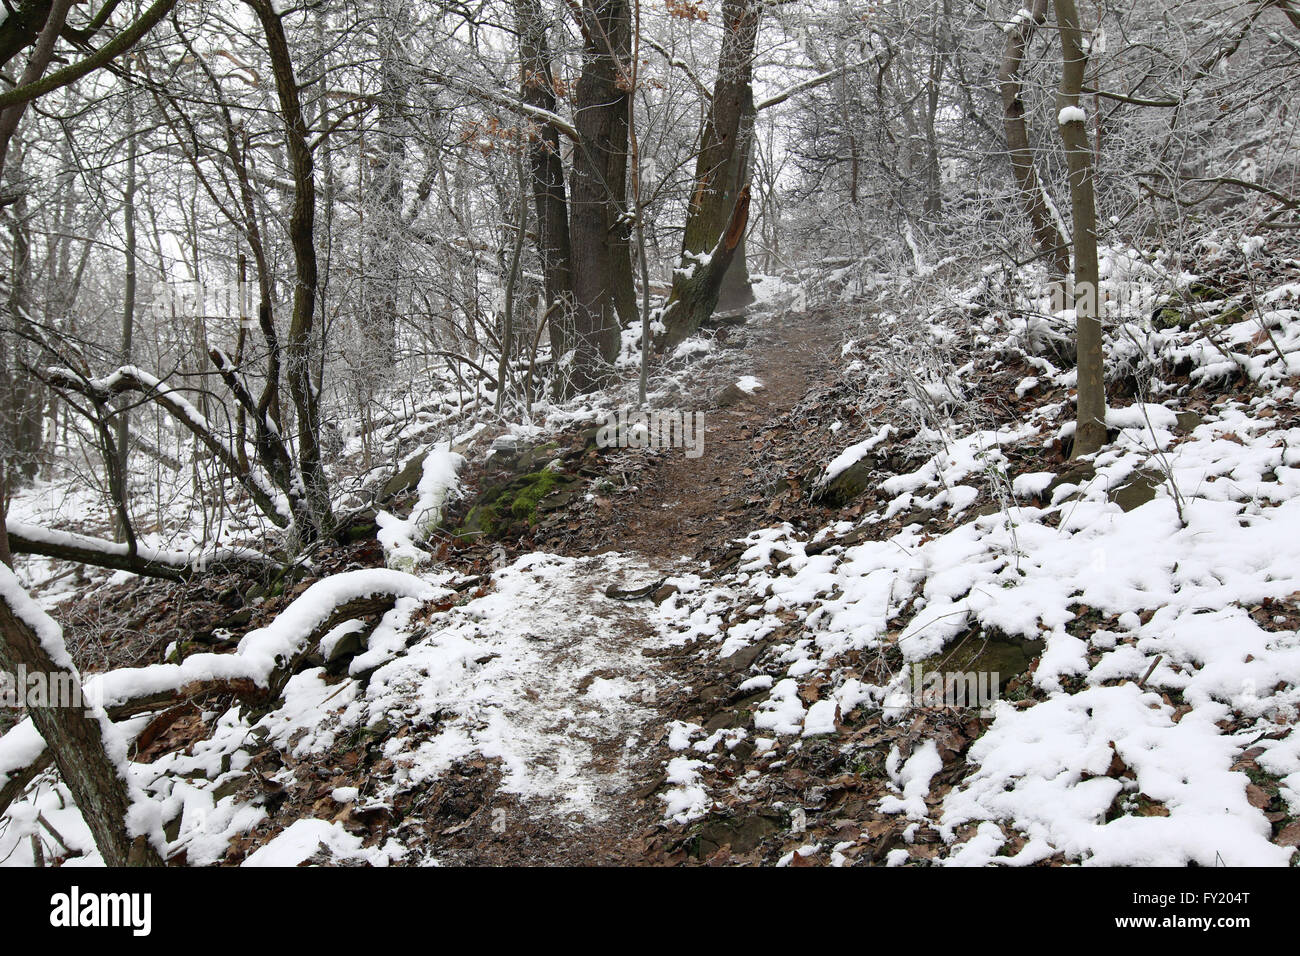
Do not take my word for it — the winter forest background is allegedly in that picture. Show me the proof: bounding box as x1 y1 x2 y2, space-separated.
1 0 1299 870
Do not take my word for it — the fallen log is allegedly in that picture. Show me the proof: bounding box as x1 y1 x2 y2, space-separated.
6 520 281 582
0 569 436 822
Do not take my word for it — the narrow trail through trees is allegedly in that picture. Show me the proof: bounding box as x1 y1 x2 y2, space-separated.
584 309 847 560
439 308 850 864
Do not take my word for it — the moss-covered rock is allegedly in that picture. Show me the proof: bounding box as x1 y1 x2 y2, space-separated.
454 467 577 542
918 628 1045 694
1109 470 1162 512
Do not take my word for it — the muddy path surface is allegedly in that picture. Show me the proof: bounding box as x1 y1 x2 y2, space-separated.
434 307 855 865
582 308 850 562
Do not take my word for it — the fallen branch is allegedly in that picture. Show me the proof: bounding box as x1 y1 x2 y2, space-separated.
7 520 281 582
0 569 437 822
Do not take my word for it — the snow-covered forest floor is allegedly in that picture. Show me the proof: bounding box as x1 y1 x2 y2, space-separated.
4 237 1300 867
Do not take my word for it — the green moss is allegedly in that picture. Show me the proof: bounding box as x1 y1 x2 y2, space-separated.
453 468 572 542
510 470 560 519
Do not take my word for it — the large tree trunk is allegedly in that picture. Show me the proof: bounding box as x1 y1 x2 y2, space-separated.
515 0 575 370
662 0 760 348
1054 0 1106 458
1000 0 1070 278
0 566 163 865
566 0 632 394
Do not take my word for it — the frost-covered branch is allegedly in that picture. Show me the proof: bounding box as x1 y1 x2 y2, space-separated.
5 520 280 582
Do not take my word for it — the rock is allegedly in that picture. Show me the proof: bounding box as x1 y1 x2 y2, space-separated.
1275 821 1300 847
651 584 680 605
1045 460 1096 500
814 456 877 506
713 383 754 407
919 629 1045 694
323 630 366 672
212 774 248 801
1109 471 1161 512
488 434 521 463
381 452 427 500
691 812 784 857
704 709 747 732
536 490 577 513
1174 410 1203 435
721 640 768 673
219 607 254 630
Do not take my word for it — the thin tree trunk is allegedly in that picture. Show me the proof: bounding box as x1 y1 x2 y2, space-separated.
1000 0 1070 278
249 0 332 537
1054 0 1106 457
114 81 138 542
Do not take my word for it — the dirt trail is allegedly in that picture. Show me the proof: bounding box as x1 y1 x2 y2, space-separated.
436 308 852 865
584 308 848 560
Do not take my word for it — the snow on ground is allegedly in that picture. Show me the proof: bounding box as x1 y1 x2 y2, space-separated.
649 238 1300 865
362 552 671 829
0 551 673 866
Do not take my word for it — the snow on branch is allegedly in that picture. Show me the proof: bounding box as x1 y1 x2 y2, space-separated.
43 364 293 528
756 57 875 112
0 568 438 819
6 520 280 582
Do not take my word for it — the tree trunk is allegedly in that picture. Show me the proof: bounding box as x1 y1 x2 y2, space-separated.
661 185 751 343
114 83 137 543
1000 0 1069 278
515 0 575 370
250 0 333 537
0 566 163 865
566 0 632 394
1054 0 1106 458
662 0 760 347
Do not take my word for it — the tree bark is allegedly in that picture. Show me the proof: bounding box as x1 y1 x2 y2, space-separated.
249 0 333 538
0 566 163 865
1000 0 1070 278
662 0 760 347
567 0 632 394
6 521 279 581
1054 0 1106 458
514 0 575 369
661 185 752 344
